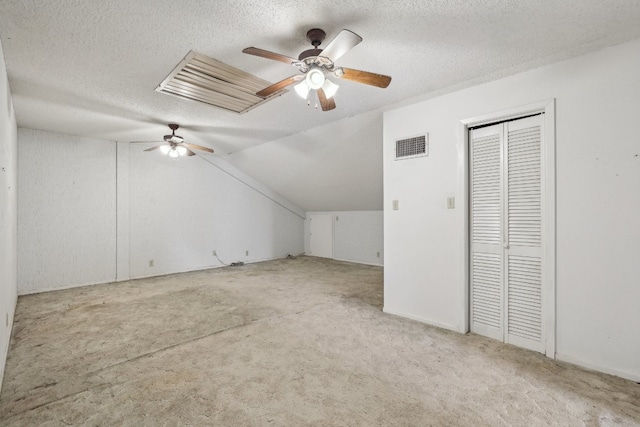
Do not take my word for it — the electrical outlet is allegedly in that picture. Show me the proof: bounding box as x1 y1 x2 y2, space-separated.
212 250 217 256
377 252 380 258
392 200 399 210
245 250 249 256
149 259 154 267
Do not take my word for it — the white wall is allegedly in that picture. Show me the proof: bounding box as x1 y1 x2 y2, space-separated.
17 130 304 292
227 110 384 212
18 129 117 293
383 38 640 381
305 211 383 266
0 38 18 391
124 143 304 279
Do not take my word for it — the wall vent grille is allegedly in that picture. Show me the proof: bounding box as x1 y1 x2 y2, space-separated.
395 135 428 159
156 51 285 114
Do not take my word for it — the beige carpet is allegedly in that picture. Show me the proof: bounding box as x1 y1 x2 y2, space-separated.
0 256 638 426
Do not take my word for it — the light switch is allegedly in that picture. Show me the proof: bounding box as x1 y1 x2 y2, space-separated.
447 197 455 209
392 200 399 210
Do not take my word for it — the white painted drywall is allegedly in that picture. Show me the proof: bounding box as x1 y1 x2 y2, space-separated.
0 38 18 391
17 130 304 290
125 143 304 278
116 142 130 281
383 38 640 381
18 129 117 293
226 110 384 211
305 211 383 266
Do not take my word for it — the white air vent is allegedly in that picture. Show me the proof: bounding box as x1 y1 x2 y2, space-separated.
156 51 285 114
395 134 428 160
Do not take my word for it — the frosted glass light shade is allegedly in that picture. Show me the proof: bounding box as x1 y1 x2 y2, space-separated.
176 146 187 156
306 68 325 90
160 145 171 155
294 80 310 99
322 79 339 99
169 148 180 158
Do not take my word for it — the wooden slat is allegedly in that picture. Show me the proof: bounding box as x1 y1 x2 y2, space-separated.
156 50 286 114
472 133 501 245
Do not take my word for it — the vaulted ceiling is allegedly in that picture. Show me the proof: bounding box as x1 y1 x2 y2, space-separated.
1 0 639 210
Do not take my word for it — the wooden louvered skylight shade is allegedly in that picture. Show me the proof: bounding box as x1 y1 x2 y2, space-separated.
156 51 284 114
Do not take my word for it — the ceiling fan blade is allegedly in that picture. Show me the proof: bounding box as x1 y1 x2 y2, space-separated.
339 67 392 88
319 29 362 62
184 147 196 156
144 145 163 152
257 74 304 97
242 47 298 65
185 143 214 153
317 89 336 111
130 140 163 144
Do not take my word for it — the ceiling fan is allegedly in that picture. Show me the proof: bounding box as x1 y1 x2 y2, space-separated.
130 124 214 158
243 28 392 111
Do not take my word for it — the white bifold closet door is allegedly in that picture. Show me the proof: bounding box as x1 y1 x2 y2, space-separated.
470 114 545 353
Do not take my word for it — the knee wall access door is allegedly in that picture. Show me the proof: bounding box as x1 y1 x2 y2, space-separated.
308 214 334 259
470 114 548 353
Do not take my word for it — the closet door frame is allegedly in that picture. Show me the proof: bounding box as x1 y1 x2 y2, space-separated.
458 99 556 358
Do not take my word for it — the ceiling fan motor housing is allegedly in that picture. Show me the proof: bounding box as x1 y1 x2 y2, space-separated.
164 123 184 143
306 28 326 47
299 28 327 60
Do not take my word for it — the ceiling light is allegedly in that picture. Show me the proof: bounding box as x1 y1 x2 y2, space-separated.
160 145 171 155
322 79 339 99
176 146 187 156
306 68 325 90
294 80 310 99
168 148 180 158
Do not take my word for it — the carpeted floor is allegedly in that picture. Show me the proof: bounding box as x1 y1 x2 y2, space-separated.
0 256 638 426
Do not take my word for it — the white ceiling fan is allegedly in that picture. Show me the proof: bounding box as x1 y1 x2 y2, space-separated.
130 124 214 158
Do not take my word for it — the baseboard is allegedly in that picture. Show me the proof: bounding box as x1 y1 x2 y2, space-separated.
333 257 383 267
127 263 224 281
555 352 640 383
0 292 17 394
18 278 115 296
18 257 292 295
0 333 8 394
382 307 462 333
127 256 285 281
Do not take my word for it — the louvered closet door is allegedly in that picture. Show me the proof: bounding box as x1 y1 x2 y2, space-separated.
504 115 544 352
470 114 545 353
469 123 504 342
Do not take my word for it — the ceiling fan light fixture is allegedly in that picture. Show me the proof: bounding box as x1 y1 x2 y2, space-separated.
306 67 325 90
322 79 339 99
168 148 180 158
176 146 187 156
160 145 171 155
294 80 310 99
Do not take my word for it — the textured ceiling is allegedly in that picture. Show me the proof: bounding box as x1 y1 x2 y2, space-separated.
1 1 640 211
1 0 640 155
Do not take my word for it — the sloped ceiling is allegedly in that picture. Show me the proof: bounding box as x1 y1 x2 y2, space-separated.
1 1 639 211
